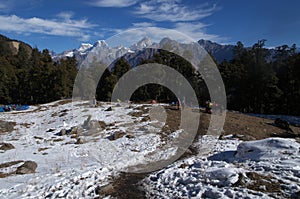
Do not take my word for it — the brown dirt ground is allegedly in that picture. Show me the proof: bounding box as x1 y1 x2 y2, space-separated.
163 107 300 141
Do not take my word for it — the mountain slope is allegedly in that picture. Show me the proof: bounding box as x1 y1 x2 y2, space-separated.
198 39 235 62
0 34 32 56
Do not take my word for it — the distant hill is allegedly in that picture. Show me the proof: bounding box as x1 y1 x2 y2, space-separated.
0 34 32 56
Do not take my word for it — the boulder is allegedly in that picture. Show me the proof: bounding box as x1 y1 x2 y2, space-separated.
107 131 126 141
75 137 85 144
0 143 15 151
16 161 37 174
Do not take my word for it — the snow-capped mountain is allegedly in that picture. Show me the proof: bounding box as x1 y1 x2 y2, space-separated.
80 40 132 68
77 43 93 54
53 37 234 68
53 39 136 68
130 36 152 51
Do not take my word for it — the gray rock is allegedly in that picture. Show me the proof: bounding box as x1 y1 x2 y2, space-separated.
16 161 37 174
75 137 85 144
60 129 66 135
0 143 15 151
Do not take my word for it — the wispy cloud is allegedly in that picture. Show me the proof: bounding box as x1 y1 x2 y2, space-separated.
132 22 156 28
135 0 219 22
88 0 138 7
174 22 220 41
128 1 223 42
0 14 96 41
56 11 74 21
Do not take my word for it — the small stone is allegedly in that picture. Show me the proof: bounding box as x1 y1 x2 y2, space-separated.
105 107 112 111
75 137 85 144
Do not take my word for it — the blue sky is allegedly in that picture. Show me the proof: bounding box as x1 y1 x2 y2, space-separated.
0 0 299 53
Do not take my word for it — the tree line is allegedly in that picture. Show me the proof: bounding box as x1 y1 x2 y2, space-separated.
1 33 299 115
218 40 300 115
94 41 300 116
94 49 202 104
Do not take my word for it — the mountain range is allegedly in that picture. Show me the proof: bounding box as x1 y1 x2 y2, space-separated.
2 33 299 68
52 37 236 67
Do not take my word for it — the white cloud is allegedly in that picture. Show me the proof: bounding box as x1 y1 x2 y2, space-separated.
174 22 220 41
57 11 74 21
135 0 218 22
132 22 156 28
88 0 138 7
0 14 96 41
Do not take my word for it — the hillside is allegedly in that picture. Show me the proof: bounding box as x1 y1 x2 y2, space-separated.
0 34 32 56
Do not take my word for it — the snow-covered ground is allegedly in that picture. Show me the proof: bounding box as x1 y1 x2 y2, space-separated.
0 100 299 198
0 100 180 198
143 136 300 198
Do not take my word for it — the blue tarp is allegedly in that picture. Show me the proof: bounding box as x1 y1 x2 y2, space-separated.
15 105 29 111
0 104 29 112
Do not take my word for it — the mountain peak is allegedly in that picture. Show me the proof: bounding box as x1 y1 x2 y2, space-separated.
77 43 93 54
78 43 92 50
130 36 152 50
94 40 108 48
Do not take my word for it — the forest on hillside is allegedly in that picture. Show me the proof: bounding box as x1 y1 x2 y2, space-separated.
0 34 299 115
0 34 78 104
